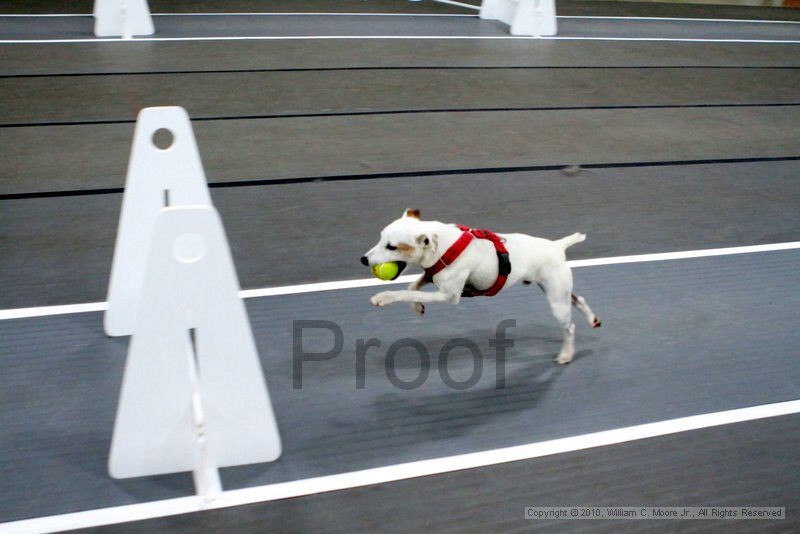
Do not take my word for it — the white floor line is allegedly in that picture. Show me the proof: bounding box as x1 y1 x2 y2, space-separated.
154 12 478 17
566 241 800 268
432 0 481 10
0 301 107 320
2 13 799 24
4 33 800 44
0 12 477 17
546 36 800 43
0 13 88 17
2 398 798 534
562 15 800 24
1 241 797 322
2 35 800 44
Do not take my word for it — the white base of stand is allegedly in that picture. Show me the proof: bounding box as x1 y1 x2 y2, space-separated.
93 0 154 38
480 0 557 36
109 206 282 483
188 338 222 496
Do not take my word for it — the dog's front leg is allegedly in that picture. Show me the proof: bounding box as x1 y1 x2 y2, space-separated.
408 275 429 315
371 288 458 308
371 274 465 308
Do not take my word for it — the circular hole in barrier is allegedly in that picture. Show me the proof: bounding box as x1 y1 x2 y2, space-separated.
152 128 174 150
173 233 206 264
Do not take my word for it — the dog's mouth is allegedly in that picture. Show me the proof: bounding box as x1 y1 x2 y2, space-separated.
392 261 407 279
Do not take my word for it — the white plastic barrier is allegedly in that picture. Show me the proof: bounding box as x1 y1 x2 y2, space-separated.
105 107 211 337
480 0 557 36
93 0 154 38
109 206 282 493
106 107 282 494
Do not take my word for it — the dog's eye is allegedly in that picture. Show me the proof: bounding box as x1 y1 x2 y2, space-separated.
386 244 397 251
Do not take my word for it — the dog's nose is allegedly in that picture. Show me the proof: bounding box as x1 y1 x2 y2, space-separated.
360 256 369 266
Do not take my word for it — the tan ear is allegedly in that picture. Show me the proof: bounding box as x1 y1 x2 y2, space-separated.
403 208 421 219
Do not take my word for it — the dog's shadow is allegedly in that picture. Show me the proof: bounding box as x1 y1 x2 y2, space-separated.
346 323 594 445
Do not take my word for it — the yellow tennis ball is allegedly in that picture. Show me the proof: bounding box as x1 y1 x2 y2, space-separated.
371 262 399 281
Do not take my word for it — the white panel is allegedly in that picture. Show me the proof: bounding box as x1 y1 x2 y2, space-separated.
109 206 282 479
105 107 212 337
481 0 557 36
94 0 154 38
511 0 558 36
479 0 517 25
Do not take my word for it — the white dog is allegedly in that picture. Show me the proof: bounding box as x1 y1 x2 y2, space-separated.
360 209 600 364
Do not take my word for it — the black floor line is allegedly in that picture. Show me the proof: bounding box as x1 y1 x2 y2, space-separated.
3 102 800 129
2 65 799 79
3 155 800 201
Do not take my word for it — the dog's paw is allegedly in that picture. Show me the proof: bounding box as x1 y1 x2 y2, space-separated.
592 317 602 329
555 352 574 365
411 302 425 316
371 292 396 307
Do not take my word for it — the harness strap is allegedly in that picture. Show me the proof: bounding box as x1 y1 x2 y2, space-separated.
423 225 511 297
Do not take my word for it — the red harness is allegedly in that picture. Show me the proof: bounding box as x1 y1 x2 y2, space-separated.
423 225 511 297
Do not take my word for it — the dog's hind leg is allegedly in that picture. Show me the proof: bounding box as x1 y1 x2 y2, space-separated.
539 267 576 364
549 293 576 365
572 294 601 328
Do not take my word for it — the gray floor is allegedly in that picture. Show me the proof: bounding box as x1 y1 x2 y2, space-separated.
3 107 800 195
2 67 799 126
2 0 800 22
92 414 800 533
2 13 800 41
1 0 799 530
0 14 506 40
556 17 800 41
2 161 799 308
1 250 799 522
3 40 799 77
0 0 478 16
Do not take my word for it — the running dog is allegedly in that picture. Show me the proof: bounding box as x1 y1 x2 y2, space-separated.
360 209 600 364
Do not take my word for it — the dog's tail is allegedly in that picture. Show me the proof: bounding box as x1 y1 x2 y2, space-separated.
556 232 586 250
